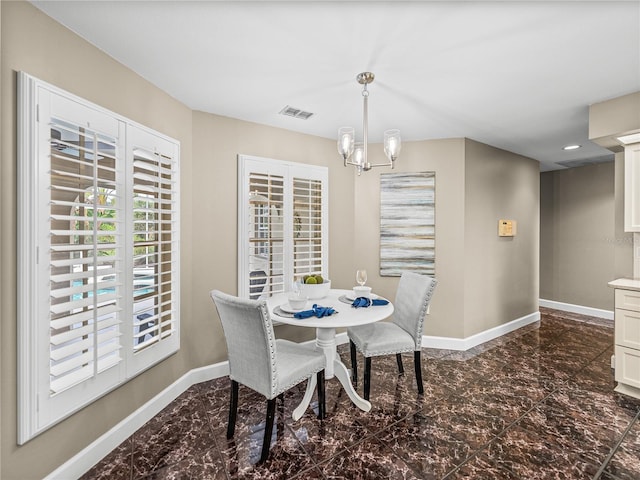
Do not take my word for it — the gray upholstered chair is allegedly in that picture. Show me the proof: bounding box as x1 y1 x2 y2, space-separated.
348 272 437 400
210 290 326 463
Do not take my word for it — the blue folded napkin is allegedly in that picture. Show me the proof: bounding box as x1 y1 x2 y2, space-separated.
351 297 390 308
294 304 336 319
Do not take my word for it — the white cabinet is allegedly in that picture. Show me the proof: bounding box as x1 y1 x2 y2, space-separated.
624 143 640 232
610 280 640 399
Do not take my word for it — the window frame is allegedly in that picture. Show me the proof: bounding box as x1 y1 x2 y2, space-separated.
237 155 329 299
17 72 180 443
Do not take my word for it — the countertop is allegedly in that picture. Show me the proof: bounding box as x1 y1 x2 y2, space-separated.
608 278 640 291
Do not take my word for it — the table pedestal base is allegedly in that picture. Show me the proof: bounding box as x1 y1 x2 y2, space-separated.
292 327 371 421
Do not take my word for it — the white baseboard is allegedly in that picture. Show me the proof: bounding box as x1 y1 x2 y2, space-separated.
422 311 541 351
45 361 229 480
539 299 613 320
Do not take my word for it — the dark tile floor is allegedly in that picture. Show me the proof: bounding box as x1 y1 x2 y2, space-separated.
81 308 640 479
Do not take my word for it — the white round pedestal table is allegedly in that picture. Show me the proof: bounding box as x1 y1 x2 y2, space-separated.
266 289 394 420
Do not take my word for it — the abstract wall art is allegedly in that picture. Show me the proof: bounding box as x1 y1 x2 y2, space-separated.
380 172 435 276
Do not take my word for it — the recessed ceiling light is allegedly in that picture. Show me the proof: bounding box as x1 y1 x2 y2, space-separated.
563 144 581 151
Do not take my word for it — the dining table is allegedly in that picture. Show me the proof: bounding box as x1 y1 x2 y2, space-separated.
267 288 394 420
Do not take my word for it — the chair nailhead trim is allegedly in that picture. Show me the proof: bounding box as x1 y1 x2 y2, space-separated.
273 366 324 398
414 279 437 350
353 341 414 358
259 302 279 396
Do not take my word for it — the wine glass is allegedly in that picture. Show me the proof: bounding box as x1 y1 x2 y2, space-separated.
356 269 367 287
291 277 302 296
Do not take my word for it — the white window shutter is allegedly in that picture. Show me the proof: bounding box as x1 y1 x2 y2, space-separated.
17 72 180 443
48 114 124 396
238 156 328 299
291 173 327 279
126 126 180 377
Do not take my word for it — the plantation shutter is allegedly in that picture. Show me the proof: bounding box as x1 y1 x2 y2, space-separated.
238 156 328 299
18 73 180 443
48 116 123 394
131 148 177 349
127 127 180 376
246 172 285 298
292 177 325 279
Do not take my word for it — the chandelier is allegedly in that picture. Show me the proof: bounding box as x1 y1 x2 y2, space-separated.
337 72 401 175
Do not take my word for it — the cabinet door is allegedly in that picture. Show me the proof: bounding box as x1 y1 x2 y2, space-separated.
615 288 640 311
624 143 640 232
615 345 640 389
615 308 640 349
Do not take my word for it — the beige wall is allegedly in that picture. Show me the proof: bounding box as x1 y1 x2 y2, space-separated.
538 91 640 316
540 165 556 299
190 111 357 352
1 2 194 479
463 139 540 337
539 162 632 310
1 3 355 477
0 2 3 476
614 152 633 278
353 139 467 338
588 90 640 294
1 2 541 478
351 138 539 339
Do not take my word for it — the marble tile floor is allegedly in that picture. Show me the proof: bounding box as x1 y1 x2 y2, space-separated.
81 308 640 480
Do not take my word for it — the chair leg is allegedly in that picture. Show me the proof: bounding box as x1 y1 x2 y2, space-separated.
396 353 404 375
317 370 326 420
260 398 277 463
350 340 358 385
227 380 239 439
364 357 372 401
277 393 285 419
414 350 424 395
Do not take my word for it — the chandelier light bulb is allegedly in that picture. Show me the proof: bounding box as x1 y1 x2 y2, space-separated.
353 144 364 166
338 127 355 161
384 129 401 163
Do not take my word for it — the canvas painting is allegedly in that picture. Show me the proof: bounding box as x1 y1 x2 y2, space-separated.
380 172 435 276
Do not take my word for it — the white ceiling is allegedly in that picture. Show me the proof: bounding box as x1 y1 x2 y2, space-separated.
31 1 640 171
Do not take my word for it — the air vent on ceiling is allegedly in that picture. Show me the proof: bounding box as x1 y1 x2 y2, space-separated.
279 105 314 120
555 154 614 169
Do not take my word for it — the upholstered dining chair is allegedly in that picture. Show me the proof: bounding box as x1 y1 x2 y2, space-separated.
348 272 437 400
210 290 326 463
